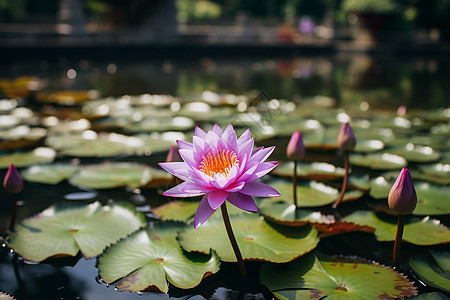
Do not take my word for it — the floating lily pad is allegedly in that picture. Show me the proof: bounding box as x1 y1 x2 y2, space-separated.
270 119 324 136
370 178 450 215
389 144 441 163
177 214 319 263
343 211 450 245
272 162 345 180
69 163 153 189
152 201 246 224
410 251 450 293
417 163 450 185
408 292 450 299
22 164 80 184
354 139 384 152
0 125 46 142
8 201 146 262
261 178 362 207
98 222 220 293
258 200 374 237
302 128 338 150
127 116 194 132
0 147 56 169
46 131 144 157
350 153 407 170
135 131 191 154
261 253 417 299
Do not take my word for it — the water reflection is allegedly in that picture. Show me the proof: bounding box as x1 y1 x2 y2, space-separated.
1 54 449 110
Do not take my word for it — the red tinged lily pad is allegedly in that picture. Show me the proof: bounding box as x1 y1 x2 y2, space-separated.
260 252 417 299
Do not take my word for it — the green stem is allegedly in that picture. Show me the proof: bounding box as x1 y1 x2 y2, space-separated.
293 160 298 209
332 151 349 209
221 203 247 280
8 194 17 233
393 215 405 267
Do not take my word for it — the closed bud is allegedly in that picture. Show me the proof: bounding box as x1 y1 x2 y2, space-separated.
166 145 182 162
388 168 417 215
286 131 305 160
338 122 356 151
3 164 23 194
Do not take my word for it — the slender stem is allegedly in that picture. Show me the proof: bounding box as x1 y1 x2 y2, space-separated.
393 215 405 267
332 151 349 209
221 203 247 280
8 194 17 233
293 160 298 209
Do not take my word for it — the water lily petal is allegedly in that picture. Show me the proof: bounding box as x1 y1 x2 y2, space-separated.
238 161 259 182
240 181 281 197
222 124 238 153
182 181 215 194
225 181 245 192
210 172 229 189
158 162 190 181
205 130 221 152
227 192 258 212
194 195 217 228
238 138 254 158
177 140 193 151
178 149 195 166
212 124 224 136
195 126 207 139
163 182 204 198
207 189 229 210
237 128 251 145
246 161 279 181
251 146 275 163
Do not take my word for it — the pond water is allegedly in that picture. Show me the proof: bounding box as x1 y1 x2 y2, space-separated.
0 53 449 299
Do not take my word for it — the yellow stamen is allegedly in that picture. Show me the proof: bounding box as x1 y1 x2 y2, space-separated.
199 149 239 177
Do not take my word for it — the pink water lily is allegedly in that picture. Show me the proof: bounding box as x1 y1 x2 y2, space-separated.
159 124 280 228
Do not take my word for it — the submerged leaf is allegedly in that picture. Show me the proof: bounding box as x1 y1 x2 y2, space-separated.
177 214 319 263
261 253 417 299
8 201 146 262
98 222 220 293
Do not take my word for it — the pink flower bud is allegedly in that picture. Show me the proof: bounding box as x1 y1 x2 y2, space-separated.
166 145 182 162
286 131 305 160
388 168 417 215
337 122 356 151
3 164 23 194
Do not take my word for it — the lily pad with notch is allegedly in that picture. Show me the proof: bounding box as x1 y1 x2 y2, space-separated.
177 213 319 263
8 201 146 262
260 252 417 299
97 222 220 293
343 211 450 245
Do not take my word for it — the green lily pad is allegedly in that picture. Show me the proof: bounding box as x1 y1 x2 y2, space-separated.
126 116 194 132
413 182 450 215
417 163 450 185
261 253 417 299
350 153 407 170
354 139 384 152
302 128 338 150
272 162 345 180
261 178 362 207
98 222 220 293
0 125 47 141
22 164 80 184
152 201 246 224
0 147 56 169
177 214 319 263
135 131 191 154
370 177 450 215
46 131 144 157
8 201 146 262
270 119 324 136
343 211 450 245
410 251 450 293
389 144 441 163
69 163 152 189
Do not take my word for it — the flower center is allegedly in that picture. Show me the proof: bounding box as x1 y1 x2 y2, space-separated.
199 149 239 177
